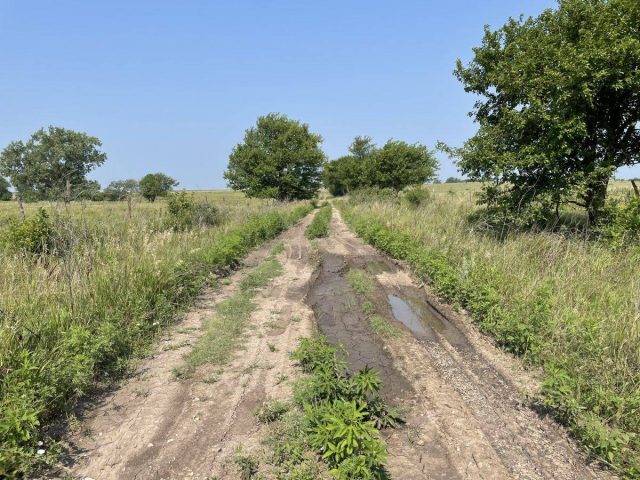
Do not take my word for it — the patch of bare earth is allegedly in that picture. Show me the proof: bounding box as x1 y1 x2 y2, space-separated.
58 215 317 480
308 209 614 480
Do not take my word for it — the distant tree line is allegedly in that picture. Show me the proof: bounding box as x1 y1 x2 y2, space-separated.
0 126 178 204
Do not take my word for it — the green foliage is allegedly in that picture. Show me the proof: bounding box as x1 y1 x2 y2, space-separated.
364 140 437 191
103 179 139 201
0 126 106 201
402 185 430 207
0 177 12 201
339 197 640 476
322 156 365 197
323 137 438 196
597 195 640 248
225 113 325 200
165 191 221 231
235 452 259 480
2 209 54 255
447 0 640 223
0 202 312 477
139 172 178 202
289 336 399 478
305 205 332 239
256 400 290 423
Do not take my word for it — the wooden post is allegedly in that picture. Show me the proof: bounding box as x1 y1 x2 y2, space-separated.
127 194 132 220
631 179 639 198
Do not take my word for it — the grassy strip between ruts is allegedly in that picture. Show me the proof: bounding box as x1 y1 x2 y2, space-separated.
338 200 639 478
305 204 332 239
253 336 402 480
176 256 283 379
0 202 313 478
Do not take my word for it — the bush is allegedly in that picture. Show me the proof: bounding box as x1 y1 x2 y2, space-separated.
165 192 222 231
402 185 430 207
597 195 640 248
2 209 54 255
289 336 399 478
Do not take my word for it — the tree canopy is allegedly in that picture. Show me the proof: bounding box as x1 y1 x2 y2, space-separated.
224 113 325 200
0 177 11 201
446 0 640 223
139 173 178 202
323 137 438 195
0 126 107 201
104 179 140 201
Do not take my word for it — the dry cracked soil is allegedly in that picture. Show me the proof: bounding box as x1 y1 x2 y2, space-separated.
53 208 614 480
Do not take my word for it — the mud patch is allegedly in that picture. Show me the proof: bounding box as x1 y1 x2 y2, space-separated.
308 252 412 400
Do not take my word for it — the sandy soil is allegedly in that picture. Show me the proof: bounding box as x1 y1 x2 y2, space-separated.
54 208 615 480
58 215 317 480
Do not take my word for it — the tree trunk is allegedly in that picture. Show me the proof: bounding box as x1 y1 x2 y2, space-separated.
65 178 71 203
632 179 639 198
17 195 25 220
584 176 610 225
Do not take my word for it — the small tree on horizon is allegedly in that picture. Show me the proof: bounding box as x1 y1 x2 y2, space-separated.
104 179 140 201
139 173 178 202
224 113 325 200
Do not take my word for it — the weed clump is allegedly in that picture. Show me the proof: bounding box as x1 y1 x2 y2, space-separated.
2 208 54 255
282 336 401 479
165 191 222 231
402 185 430 207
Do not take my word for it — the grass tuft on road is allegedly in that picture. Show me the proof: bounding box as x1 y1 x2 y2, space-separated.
182 257 283 376
305 204 332 239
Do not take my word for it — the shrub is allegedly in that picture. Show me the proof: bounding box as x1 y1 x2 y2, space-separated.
597 195 640 248
2 208 54 255
290 336 398 478
402 185 430 207
165 191 222 231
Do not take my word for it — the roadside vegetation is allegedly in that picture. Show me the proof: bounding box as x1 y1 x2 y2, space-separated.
257 335 401 479
305 204 332 239
338 184 640 476
0 194 312 477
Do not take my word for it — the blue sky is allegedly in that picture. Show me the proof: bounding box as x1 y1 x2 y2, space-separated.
2 0 637 188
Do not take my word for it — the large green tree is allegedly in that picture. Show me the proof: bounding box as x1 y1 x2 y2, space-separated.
447 0 640 224
0 126 107 202
225 113 325 200
365 140 438 191
103 179 139 201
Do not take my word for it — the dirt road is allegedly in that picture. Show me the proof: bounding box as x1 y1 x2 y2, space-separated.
59 209 612 479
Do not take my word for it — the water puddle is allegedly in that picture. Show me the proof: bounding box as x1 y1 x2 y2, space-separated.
366 260 391 275
388 294 468 347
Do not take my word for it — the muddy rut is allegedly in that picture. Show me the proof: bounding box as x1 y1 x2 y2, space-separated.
58 209 613 480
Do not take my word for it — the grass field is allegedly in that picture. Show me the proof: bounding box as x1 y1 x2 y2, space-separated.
0 192 312 477
339 181 640 476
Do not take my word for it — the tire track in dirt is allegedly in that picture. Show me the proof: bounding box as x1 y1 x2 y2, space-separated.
308 208 614 480
60 214 317 480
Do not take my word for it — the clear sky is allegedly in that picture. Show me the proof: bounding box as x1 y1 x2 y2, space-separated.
2 0 638 188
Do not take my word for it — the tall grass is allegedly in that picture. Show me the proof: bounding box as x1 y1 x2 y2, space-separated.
339 187 640 477
0 196 312 477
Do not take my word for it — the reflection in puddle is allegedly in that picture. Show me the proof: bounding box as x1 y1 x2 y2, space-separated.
388 294 429 337
387 294 468 346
